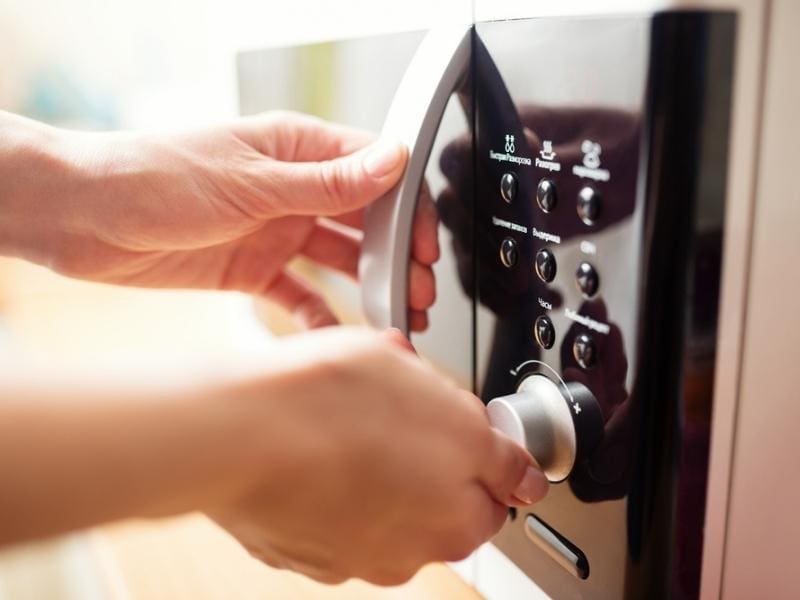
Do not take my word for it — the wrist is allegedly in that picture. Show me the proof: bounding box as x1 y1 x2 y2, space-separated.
0 112 77 263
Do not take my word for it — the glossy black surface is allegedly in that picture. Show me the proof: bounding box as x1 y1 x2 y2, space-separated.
469 11 735 600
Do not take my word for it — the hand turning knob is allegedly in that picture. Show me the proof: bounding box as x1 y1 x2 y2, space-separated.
487 375 603 482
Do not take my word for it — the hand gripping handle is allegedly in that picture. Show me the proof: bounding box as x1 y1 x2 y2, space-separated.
359 26 471 334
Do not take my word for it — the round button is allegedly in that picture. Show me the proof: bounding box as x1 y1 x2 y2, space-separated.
534 248 557 283
500 172 518 204
577 186 601 225
576 262 599 297
536 178 557 213
573 333 597 369
499 237 518 268
534 315 555 349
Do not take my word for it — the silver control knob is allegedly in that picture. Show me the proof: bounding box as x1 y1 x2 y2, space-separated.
487 374 603 482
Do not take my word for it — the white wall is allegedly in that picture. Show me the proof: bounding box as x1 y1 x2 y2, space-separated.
0 0 468 130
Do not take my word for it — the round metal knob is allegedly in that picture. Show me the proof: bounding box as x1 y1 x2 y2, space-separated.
487 375 603 482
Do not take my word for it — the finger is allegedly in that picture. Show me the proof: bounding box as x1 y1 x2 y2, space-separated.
408 261 435 311
329 181 437 237
480 429 548 506
264 270 339 329
439 487 507 562
233 111 376 162
439 135 471 183
262 139 408 218
408 310 429 333
300 220 361 279
381 328 417 354
329 208 364 230
412 182 440 265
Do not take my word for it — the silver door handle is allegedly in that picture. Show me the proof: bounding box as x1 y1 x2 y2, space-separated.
359 25 471 334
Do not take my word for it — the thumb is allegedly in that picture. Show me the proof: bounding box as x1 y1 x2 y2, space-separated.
266 139 407 217
482 429 549 507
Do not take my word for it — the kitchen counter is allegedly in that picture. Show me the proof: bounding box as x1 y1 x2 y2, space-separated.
95 515 482 599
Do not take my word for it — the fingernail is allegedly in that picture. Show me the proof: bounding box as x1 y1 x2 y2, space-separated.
512 466 549 505
362 139 406 178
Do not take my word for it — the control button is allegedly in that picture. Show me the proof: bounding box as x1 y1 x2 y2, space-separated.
524 515 590 580
500 172 518 203
577 186 601 225
534 315 555 349
534 248 557 283
536 178 557 212
573 333 597 369
575 262 599 297
499 237 518 268
486 375 603 482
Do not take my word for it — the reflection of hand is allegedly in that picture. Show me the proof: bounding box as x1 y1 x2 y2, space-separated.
212 327 547 585
0 110 438 330
514 106 641 237
437 106 639 314
561 300 633 501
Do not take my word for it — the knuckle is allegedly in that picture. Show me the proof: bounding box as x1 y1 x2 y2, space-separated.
319 159 352 211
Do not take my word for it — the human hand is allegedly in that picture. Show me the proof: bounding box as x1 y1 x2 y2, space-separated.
209 327 547 585
0 111 438 330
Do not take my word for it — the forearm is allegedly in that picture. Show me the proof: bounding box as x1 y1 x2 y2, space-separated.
0 111 68 262
0 375 265 546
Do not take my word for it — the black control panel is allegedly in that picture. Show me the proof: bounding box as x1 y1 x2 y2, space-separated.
469 12 735 599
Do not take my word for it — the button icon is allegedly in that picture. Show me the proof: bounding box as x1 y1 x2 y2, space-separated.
505 134 516 154
581 140 602 169
539 140 557 161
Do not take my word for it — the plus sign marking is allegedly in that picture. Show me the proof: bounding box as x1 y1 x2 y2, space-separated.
572 403 582 415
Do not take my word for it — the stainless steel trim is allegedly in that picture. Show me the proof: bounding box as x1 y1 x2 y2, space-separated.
524 515 588 580
359 25 471 333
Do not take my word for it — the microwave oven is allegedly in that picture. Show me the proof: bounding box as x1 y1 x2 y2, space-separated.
237 1 799 598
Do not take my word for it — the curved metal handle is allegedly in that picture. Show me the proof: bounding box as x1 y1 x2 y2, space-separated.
359 25 471 334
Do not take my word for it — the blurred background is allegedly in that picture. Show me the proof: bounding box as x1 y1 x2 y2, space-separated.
0 1 468 598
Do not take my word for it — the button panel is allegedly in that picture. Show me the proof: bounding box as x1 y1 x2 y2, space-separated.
473 13 734 599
